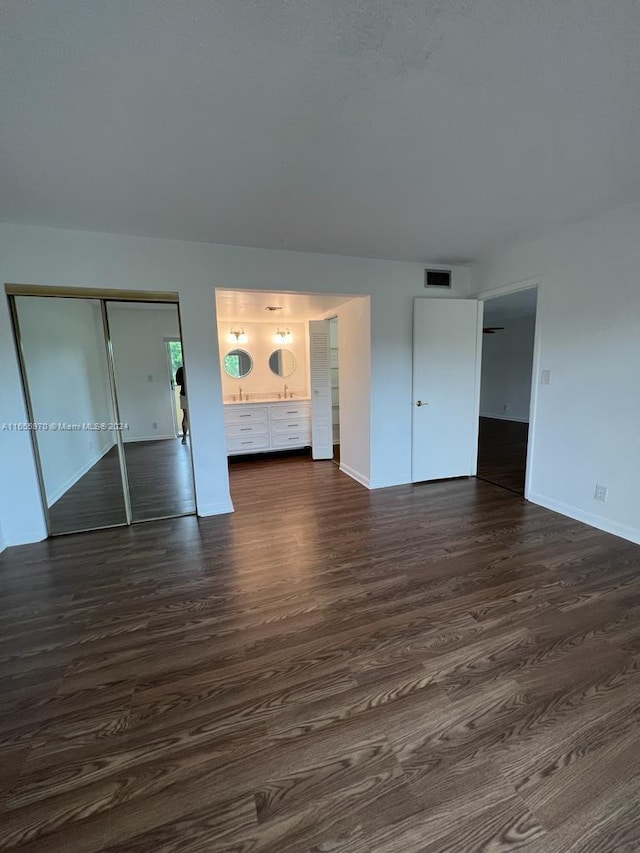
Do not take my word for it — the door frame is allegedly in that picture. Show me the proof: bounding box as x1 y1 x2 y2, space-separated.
476 277 543 501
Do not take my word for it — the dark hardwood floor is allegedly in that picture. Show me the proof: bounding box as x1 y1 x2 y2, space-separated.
1 456 640 851
48 439 196 533
477 416 530 494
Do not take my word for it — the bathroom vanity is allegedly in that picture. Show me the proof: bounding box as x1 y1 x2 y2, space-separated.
224 399 311 455
219 324 314 456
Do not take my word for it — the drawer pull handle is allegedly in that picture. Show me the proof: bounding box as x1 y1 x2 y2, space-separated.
241 441 253 445
240 428 251 431
289 436 299 441
287 423 299 427
239 414 251 418
286 410 298 414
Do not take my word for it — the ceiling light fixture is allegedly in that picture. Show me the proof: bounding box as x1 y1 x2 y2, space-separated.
228 327 248 343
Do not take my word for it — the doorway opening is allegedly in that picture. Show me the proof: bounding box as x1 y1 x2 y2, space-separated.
477 287 538 494
215 289 368 497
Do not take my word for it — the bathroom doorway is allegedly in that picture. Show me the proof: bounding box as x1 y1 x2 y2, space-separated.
215 289 369 491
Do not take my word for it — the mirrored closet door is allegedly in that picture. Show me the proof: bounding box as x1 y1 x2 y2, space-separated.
12 296 129 534
11 293 196 536
106 301 196 522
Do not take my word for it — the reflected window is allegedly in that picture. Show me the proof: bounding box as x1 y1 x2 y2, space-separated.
224 349 253 378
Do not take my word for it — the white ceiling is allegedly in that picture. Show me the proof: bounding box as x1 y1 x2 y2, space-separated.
483 287 538 324
1 1 639 262
216 290 356 322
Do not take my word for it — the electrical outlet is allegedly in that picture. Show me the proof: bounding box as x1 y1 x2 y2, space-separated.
541 369 551 385
152 421 158 430
594 483 608 503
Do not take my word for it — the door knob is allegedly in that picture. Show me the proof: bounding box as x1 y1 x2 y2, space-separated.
416 400 428 407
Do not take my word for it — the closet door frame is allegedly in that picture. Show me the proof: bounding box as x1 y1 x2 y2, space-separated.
6 284 194 536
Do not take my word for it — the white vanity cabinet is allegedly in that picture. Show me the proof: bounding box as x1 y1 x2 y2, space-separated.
224 405 270 454
224 401 311 455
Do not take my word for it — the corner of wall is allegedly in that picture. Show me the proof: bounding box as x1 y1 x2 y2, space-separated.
197 497 235 516
339 462 370 489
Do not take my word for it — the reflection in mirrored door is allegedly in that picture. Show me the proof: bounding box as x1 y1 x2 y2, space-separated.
12 296 129 534
106 302 196 522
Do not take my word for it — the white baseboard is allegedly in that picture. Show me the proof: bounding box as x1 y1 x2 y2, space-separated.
339 462 371 489
528 491 640 545
197 498 235 516
46 441 116 507
480 412 530 423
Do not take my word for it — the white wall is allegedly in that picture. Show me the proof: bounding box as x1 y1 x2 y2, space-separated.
0 222 470 547
336 297 371 486
217 321 309 399
480 314 536 422
108 304 181 441
473 200 640 544
13 296 114 506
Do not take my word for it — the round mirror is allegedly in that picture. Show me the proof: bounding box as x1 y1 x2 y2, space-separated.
269 348 297 378
224 349 253 378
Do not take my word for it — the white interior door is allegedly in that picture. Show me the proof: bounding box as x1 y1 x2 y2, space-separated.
309 319 333 460
412 298 482 482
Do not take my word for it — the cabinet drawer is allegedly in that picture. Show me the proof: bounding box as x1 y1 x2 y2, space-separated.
227 435 270 453
224 406 268 425
271 429 311 448
226 422 269 438
270 403 311 420
270 417 311 435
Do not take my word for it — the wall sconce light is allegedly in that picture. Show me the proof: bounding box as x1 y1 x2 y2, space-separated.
228 327 248 343
275 327 293 344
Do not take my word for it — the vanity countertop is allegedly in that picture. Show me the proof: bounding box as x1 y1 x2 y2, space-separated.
224 397 310 406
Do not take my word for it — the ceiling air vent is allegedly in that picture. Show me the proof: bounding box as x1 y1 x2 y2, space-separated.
424 269 452 289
